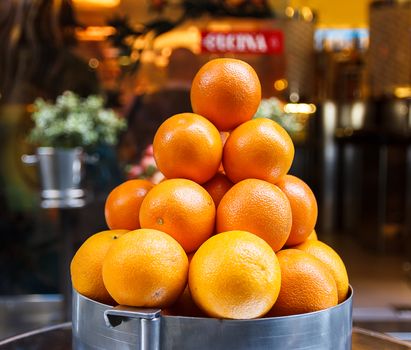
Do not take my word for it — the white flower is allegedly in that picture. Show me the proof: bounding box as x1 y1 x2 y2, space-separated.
29 91 127 148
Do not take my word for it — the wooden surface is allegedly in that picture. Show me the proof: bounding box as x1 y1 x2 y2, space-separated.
0 324 410 349
353 327 411 349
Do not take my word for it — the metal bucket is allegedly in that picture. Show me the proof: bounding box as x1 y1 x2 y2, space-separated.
22 147 85 200
72 287 353 350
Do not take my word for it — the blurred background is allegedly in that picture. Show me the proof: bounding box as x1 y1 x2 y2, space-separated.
0 0 411 343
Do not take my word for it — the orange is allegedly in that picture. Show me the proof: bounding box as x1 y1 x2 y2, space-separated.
295 240 349 303
70 229 128 304
223 118 294 184
105 179 154 230
216 179 292 252
306 229 318 240
220 131 230 145
153 113 222 184
164 285 206 317
191 58 261 131
202 172 233 207
276 175 318 246
187 252 195 263
163 253 204 317
102 228 188 307
218 131 230 173
139 179 215 253
268 249 338 316
189 230 281 319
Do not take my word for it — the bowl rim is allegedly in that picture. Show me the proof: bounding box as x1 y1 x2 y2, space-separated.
73 285 353 323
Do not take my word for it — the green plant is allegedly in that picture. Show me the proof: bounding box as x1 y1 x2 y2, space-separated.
254 97 301 134
29 91 126 148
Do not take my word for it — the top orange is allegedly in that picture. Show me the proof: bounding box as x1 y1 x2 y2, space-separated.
190 58 261 131
153 113 222 184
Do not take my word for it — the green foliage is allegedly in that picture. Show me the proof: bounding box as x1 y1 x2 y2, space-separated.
29 91 126 148
254 97 304 134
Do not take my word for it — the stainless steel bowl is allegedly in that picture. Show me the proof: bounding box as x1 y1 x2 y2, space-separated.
72 287 353 350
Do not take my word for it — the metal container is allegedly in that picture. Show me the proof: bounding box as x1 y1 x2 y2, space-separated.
22 147 85 200
0 294 63 340
72 287 353 350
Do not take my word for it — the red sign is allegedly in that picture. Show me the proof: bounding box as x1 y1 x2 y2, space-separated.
201 30 283 55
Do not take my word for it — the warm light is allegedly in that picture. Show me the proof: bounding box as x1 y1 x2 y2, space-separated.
88 58 99 69
284 103 317 114
188 26 198 33
153 26 201 54
290 92 299 103
72 0 120 9
133 37 149 51
394 86 411 99
118 56 131 66
76 26 116 41
207 22 232 31
274 79 288 91
301 7 314 22
155 56 169 68
130 51 140 61
285 6 295 18
161 47 172 58
140 51 156 64
26 104 35 113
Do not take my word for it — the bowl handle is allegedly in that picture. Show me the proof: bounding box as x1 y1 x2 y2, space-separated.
104 306 161 350
21 154 38 165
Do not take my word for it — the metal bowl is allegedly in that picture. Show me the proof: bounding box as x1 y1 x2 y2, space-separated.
72 287 353 350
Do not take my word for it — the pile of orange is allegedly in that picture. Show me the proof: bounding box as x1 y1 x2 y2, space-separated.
70 58 349 320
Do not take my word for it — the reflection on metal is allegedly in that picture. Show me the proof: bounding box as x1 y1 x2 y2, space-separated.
336 101 367 132
72 288 353 350
323 101 338 137
386 332 411 342
22 147 85 200
321 101 338 234
0 294 63 340
3 324 411 350
350 101 366 129
40 198 87 209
